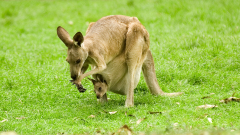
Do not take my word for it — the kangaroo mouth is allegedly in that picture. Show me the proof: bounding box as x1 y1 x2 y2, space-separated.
70 80 86 93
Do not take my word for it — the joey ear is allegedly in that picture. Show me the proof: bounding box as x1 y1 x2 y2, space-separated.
88 78 97 85
57 26 73 48
103 80 107 85
73 32 84 47
96 75 104 83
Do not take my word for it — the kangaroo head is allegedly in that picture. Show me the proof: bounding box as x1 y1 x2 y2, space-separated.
57 26 88 81
88 76 108 99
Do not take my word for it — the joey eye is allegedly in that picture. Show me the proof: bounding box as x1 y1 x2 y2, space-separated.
98 87 102 91
76 59 81 64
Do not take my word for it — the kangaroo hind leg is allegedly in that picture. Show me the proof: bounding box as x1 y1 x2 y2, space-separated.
124 22 149 107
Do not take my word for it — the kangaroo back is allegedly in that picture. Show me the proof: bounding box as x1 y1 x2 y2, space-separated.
85 15 141 63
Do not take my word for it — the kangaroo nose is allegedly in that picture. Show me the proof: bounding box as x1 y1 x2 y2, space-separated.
71 75 77 80
96 95 100 99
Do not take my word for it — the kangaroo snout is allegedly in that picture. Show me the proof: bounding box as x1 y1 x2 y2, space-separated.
71 75 77 80
96 95 100 99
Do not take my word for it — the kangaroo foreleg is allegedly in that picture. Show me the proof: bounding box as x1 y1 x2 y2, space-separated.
77 54 107 84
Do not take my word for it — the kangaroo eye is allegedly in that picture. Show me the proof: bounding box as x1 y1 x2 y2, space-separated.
76 59 81 64
98 87 102 91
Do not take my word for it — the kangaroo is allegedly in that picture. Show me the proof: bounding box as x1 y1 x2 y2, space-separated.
57 15 182 107
89 50 183 103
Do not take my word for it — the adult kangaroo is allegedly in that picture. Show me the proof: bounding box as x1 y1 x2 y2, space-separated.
57 15 182 107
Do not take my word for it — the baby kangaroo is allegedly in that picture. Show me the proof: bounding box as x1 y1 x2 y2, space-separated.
88 76 108 103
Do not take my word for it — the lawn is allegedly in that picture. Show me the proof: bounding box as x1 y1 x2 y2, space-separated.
0 0 240 134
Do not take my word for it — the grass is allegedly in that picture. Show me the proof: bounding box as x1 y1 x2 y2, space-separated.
0 0 240 134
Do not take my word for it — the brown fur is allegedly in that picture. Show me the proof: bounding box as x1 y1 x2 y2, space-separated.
90 50 183 104
57 15 183 107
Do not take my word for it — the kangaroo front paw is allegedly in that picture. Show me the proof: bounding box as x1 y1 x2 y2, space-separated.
70 80 86 93
76 84 86 93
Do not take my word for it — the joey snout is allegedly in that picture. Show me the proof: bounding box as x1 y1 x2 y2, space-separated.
96 93 103 99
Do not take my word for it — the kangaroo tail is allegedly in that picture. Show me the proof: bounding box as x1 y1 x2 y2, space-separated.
142 50 183 96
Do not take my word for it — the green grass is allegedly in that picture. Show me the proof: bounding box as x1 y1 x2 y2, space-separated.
0 0 240 134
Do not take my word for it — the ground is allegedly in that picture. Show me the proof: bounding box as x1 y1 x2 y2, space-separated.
0 0 240 134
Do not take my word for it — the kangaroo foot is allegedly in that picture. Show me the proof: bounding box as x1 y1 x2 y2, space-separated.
162 92 184 97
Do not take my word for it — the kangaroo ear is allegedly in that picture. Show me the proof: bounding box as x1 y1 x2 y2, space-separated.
88 78 97 85
57 26 73 48
73 32 84 47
